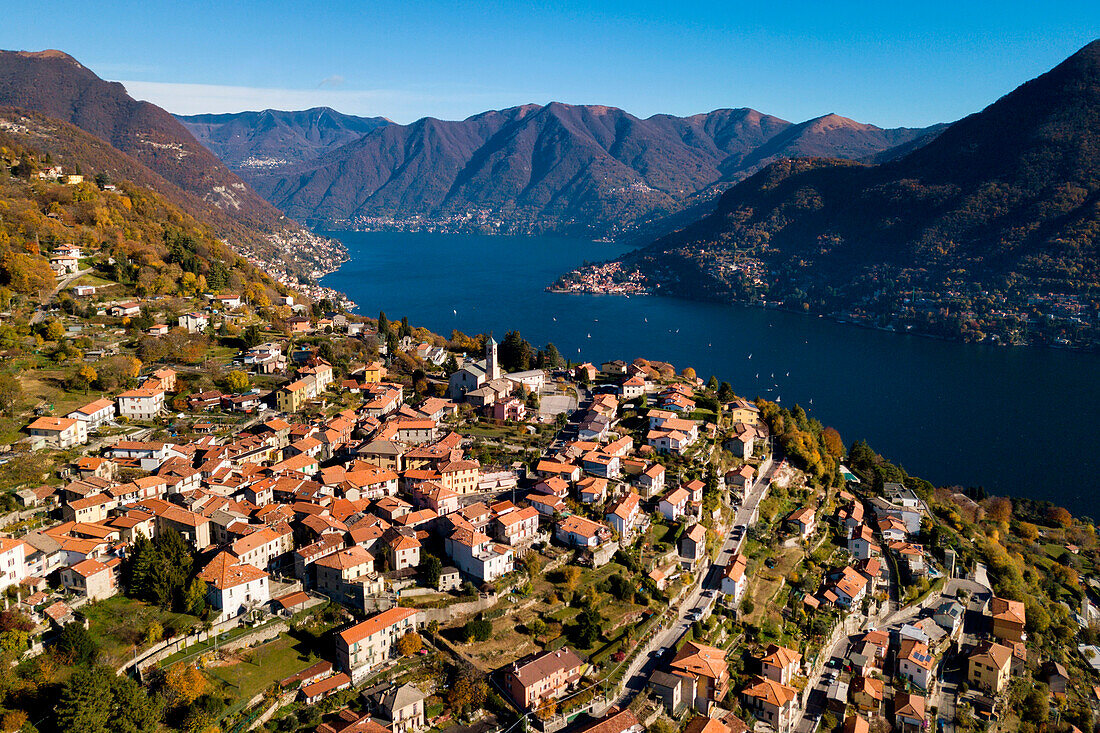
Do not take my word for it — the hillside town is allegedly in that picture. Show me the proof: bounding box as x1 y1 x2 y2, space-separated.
0 248 1097 733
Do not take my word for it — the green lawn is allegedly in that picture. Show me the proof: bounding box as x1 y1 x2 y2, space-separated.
84 595 201 667
202 633 318 705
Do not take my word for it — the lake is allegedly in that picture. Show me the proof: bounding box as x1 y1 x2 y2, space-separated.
321 231 1100 519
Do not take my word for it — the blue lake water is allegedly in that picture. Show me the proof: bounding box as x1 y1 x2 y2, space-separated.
321 231 1100 518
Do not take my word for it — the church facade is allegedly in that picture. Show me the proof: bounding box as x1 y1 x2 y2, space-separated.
449 337 501 401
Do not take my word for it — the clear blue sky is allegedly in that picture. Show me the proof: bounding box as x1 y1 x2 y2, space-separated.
3 1 1098 126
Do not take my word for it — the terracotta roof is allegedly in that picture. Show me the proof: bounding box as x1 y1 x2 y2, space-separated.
989 596 1026 624
338 607 417 646
762 644 802 669
970 641 1012 670
198 552 268 590
509 647 584 687
742 676 796 706
671 641 728 680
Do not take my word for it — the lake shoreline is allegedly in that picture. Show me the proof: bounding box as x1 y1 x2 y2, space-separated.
320 230 1100 518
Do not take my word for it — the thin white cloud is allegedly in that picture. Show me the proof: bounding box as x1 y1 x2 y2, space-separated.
118 80 544 123
120 79 411 117
317 75 346 88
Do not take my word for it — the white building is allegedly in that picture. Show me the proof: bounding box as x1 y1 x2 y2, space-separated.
198 552 270 622
0 538 27 591
117 387 166 420
67 398 116 431
444 527 514 583
26 416 87 448
336 607 420 682
178 312 209 333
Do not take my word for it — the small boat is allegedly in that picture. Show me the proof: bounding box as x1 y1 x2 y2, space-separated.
587 333 591 338
776 395 781 403
748 353 752 359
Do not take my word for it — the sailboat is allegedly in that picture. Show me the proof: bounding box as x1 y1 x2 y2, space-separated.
748 353 752 359
776 395 781 403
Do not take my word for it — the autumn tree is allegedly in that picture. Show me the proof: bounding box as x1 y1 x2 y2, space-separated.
72 364 98 393
1016 522 1039 542
982 497 1013 524
45 319 65 341
562 566 582 592
1046 506 1073 528
0 373 21 414
396 632 423 656
822 427 845 459
681 367 696 381
225 369 250 393
164 663 207 706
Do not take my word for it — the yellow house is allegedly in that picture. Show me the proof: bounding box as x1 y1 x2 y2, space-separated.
276 376 317 413
967 641 1012 694
362 361 387 384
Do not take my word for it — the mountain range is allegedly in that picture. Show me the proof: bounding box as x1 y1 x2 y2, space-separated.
187 102 939 237
564 40 1100 345
178 108 390 169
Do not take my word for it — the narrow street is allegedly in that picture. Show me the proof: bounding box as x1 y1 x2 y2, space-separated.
610 458 778 708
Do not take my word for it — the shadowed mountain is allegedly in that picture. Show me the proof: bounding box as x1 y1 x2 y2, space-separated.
0 49 292 234
585 39 1100 325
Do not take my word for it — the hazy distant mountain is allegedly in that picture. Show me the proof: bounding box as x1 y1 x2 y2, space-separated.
0 49 292 235
591 39 1100 318
241 102 938 235
177 107 390 169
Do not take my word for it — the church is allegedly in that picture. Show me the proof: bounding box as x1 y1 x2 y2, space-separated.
448 337 546 403
448 336 502 400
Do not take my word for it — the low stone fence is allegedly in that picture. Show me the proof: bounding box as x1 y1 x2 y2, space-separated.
418 593 499 624
247 690 297 731
128 619 289 677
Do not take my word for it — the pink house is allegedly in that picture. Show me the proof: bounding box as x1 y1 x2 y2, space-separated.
492 397 527 422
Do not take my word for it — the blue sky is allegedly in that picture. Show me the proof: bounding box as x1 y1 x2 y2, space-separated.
3 1 1097 126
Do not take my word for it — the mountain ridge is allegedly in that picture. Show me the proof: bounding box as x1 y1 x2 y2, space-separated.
561 39 1100 348
177 107 391 169
0 48 345 282
213 101 939 237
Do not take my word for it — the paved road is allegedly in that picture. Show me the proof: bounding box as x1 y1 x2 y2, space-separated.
609 458 779 708
31 268 92 324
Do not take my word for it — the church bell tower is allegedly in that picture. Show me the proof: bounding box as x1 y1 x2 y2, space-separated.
486 335 501 380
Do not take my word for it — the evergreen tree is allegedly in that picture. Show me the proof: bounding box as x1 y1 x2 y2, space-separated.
110 674 160 733
421 555 443 588
55 622 99 666
377 311 389 336
56 667 112 733
718 382 735 402
544 343 562 369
